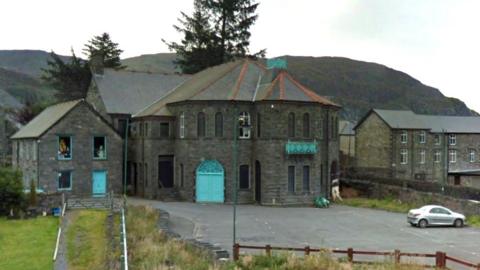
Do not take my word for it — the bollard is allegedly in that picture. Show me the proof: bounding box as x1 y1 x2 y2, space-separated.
233 244 240 261
435 251 446 268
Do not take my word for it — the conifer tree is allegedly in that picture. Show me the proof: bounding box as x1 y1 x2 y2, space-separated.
83 33 125 69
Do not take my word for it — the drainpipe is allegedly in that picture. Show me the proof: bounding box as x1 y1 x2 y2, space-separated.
123 118 129 196
443 130 447 193
232 103 238 252
325 109 330 198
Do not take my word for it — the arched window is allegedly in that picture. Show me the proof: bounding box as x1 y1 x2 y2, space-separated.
288 112 295 138
238 112 251 139
215 112 223 137
197 112 205 137
256 113 261 138
179 112 185 138
303 113 310 137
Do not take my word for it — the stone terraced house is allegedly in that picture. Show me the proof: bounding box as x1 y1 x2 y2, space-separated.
355 109 480 188
11 99 123 195
87 59 341 205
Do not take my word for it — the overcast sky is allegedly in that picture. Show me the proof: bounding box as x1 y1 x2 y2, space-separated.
2 0 480 112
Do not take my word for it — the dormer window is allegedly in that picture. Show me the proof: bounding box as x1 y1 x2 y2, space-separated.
238 112 251 139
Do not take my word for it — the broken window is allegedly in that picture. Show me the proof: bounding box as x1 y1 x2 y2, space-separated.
160 122 170 137
238 112 251 139
93 136 106 159
58 136 72 160
58 171 72 190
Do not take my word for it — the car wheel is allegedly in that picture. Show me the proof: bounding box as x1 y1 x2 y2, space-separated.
454 219 464 228
418 219 428 228
410 223 416 227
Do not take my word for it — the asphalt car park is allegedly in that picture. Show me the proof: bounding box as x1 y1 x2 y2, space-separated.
130 199 480 264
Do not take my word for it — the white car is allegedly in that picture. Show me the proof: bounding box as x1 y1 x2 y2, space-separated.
407 205 466 228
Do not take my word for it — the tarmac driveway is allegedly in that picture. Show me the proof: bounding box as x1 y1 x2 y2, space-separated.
129 198 480 264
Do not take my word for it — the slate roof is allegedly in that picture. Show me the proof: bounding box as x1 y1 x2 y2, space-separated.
93 69 190 115
339 120 355 135
11 100 82 139
357 109 480 133
135 59 338 117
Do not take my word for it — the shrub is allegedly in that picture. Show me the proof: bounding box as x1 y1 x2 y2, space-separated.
0 167 25 215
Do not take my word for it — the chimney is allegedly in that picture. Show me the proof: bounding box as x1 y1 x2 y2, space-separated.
90 52 104 75
266 57 287 78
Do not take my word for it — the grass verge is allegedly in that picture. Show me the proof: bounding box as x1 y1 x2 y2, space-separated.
0 216 58 270
66 210 110 270
338 197 480 228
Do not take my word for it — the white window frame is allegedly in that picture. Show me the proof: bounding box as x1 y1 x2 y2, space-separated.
179 112 185 139
400 130 408 144
419 149 426 164
400 149 408 164
449 134 456 145
434 150 441 163
449 150 457 163
470 149 476 163
419 131 426 144
238 112 251 139
434 134 441 145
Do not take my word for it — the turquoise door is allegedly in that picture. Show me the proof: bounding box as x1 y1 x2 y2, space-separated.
196 160 224 203
92 170 107 196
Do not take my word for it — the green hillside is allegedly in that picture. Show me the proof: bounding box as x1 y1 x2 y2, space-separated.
0 50 70 78
122 53 180 74
0 67 57 104
122 53 475 120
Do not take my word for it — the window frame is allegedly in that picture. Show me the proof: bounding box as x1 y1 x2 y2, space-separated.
288 165 295 193
303 113 310 138
400 130 408 144
449 134 456 145
419 131 426 144
215 112 223 137
197 112 206 137
238 112 251 139
92 136 107 160
160 122 170 138
449 149 457 163
288 112 295 138
419 149 426 164
57 135 73 160
57 170 72 191
469 149 476 163
434 150 441 163
179 112 185 138
400 149 408 164
434 134 441 145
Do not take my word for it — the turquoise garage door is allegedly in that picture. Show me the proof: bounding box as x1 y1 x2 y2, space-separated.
196 160 224 203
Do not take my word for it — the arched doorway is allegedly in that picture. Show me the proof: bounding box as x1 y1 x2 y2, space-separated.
255 161 261 203
196 160 225 203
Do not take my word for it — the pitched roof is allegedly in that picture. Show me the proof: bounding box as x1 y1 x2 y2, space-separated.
135 59 338 117
11 100 82 139
93 69 190 115
339 120 355 135
357 109 480 133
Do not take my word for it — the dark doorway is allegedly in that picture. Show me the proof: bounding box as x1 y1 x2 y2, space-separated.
330 160 338 180
454 175 461 186
255 161 261 203
158 156 174 188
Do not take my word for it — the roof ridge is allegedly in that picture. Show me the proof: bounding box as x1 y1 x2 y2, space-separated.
279 72 286 100
229 60 249 100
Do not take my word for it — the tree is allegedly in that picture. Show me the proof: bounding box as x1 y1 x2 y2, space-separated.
0 167 24 216
167 0 264 74
206 0 263 61
41 50 91 101
83 33 125 69
11 101 50 125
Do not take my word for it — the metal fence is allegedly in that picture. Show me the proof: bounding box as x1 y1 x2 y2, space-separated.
233 244 480 269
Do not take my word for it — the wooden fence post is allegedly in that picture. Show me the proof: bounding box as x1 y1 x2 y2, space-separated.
435 251 446 268
347 248 353 262
266 245 272 257
233 244 240 261
394 249 400 264
476 263 480 270
304 246 310 256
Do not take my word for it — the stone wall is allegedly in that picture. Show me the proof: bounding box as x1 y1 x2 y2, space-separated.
32 102 123 195
11 139 38 188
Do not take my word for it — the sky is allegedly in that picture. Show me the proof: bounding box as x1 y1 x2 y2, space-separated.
1 0 480 112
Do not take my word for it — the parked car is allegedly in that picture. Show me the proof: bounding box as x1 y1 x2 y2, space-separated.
407 205 466 228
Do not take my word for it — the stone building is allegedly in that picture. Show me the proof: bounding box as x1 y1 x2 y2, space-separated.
125 59 341 205
355 109 480 188
11 99 123 194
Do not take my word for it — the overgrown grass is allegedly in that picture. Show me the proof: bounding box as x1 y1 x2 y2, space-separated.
339 197 480 228
0 216 58 270
127 205 219 270
66 210 110 270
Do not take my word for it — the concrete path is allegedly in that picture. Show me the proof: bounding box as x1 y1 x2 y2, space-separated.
53 211 71 270
129 198 480 267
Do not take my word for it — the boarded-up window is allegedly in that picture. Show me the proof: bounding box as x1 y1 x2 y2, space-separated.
239 165 249 189
288 166 295 193
197 112 205 137
288 113 295 138
160 122 170 137
215 112 223 137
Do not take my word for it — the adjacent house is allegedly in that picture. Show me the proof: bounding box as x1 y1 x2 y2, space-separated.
0 89 23 165
339 120 355 173
11 99 123 194
355 109 480 188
